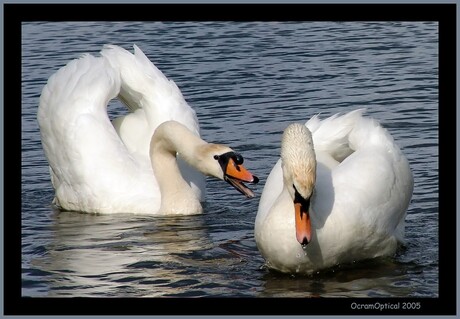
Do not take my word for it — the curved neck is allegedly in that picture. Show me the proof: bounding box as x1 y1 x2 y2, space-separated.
150 121 206 215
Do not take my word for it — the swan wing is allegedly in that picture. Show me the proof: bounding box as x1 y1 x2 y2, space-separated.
329 115 413 240
101 44 199 136
306 109 365 163
101 44 204 200
38 54 159 213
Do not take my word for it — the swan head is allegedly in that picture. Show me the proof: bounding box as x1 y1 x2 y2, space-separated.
281 123 316 246
151 121 258 200
197 144 259 198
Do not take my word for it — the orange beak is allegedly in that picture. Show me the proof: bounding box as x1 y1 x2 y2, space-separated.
224 158 259 198
295 201 312 246
293 185 312 246
216 151 259 198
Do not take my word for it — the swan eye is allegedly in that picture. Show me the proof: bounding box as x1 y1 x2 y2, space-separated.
215 151 244 170
234 154 244 165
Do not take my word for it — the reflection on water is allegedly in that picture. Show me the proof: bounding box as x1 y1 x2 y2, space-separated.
259 257 421 298
33 209 213 297
29 204 265 297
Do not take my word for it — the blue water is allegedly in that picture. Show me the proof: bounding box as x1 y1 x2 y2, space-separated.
21 22 438 298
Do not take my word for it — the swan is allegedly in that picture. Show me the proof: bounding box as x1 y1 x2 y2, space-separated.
254 109 414 274
37 44 258 215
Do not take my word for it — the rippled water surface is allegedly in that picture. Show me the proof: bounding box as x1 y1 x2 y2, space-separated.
22 22 438 299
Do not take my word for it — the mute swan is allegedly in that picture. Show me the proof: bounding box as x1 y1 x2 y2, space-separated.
37 44 258 215
255 109 413 274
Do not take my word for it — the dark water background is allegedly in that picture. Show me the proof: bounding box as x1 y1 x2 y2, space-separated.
21 22 438 298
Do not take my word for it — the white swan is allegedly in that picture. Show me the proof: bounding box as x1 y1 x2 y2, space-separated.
255 109 414 274
37 44 258 215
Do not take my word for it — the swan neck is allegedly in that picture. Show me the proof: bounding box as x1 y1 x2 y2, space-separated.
150 121 205 214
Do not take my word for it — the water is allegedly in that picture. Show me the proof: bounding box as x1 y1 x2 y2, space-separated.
21 22 438 299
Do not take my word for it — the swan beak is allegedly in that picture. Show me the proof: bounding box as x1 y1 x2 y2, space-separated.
216 151 259 198
294 190 312 246
224 158 259 198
